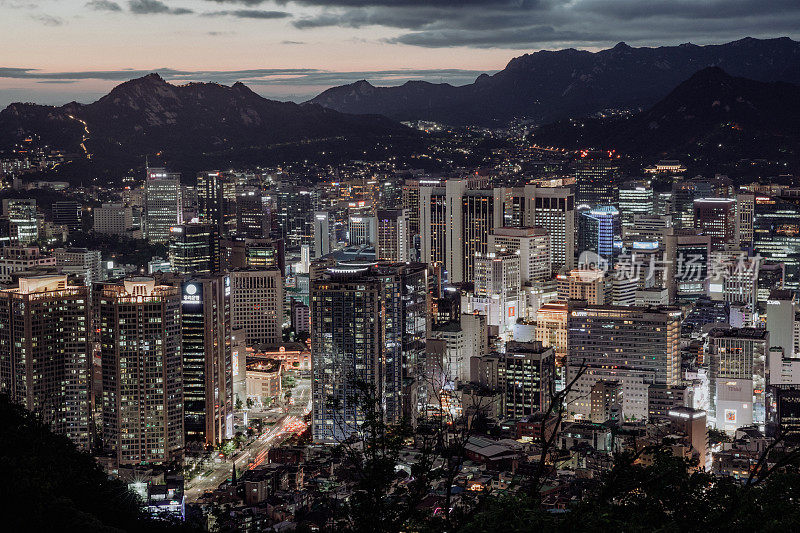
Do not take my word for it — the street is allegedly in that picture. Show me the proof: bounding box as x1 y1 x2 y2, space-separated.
184 377 312 502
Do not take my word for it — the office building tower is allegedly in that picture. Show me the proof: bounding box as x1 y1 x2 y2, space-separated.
709 327 769 432
693 198 736 249
311 261 428 443
489 226 550 284
144 168 182 243
672 180 713 229
273 183 313 248
376 209 409 262
313 211 334 258
754 195 800 289
473 252 521 336
757 263 785 304
97 278 183 465
168 222 220 274
230 269 284 346
348 215 376 246
523 185 575 272
617 180 656 226
0 275 90 448
52 200 82 231
556 268 606 304
578 205 621 267
736 193 755 248
767 290 796 359
566 302 681 421
236 189 269 239
93 203 134 236
221 238 283 272
431 319 482 385
196 171 225 234
622 214 672 249
181 276 233 446
54 247 103 287
2 198 38 244
497 342 555 419
665 232 712 302
611 274 638 306
618 180 654 226
766 386 800 440
648 385 690 421
574 154 620 207
535 302 568 371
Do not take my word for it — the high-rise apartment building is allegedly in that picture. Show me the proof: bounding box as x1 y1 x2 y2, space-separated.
310 261 428 443
0 275 91 449
144 168 182 243
97 278 183 465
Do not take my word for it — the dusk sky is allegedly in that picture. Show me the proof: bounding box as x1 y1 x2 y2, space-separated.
1 0 799 107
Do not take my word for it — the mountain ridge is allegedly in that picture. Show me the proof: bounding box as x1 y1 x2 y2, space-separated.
309 37 800 125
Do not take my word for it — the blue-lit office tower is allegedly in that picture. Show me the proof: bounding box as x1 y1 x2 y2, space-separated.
577 206 622 267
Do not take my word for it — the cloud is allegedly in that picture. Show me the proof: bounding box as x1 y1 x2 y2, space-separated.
86 0 122 11
287 0 800 49
30 13 64 26
0 67 493 90
128 0 193 15
281 40 304 45
202 0 269 5
205 9 291 19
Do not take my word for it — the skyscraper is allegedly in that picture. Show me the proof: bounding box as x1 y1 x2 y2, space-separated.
196 171 225 234
0 275 91 449
523 185 575 272
168 222 220 274
376 209 409 262
2 198 38 244
574 153 620 208
577 205 621 267
618 180 654 226
310 261 428 443
230 269 284 346
489 226 550 284
181 276 233 446
144 168 182 244
497 342 555 419
693 198 736 249
98 278 183 465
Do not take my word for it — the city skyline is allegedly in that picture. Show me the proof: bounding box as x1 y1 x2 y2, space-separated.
1 0 800 106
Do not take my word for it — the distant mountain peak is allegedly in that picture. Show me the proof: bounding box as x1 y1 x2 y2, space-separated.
308 36 800 125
